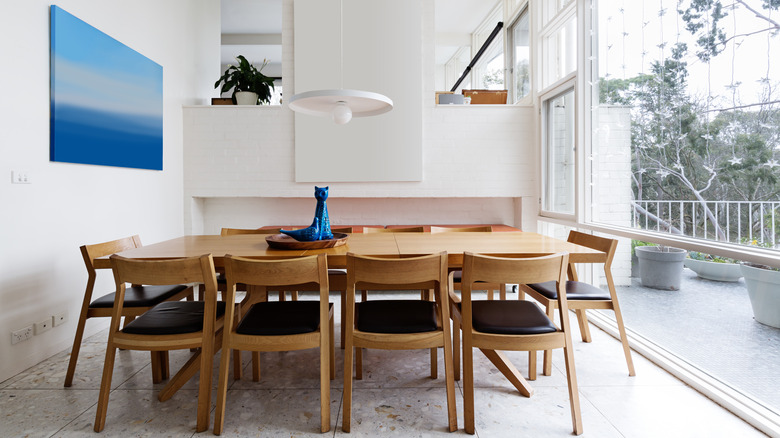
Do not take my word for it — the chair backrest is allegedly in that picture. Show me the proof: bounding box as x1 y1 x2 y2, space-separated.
430 226 493 233
220 227 281 236
566 231 617 281
462 252 568 298
223 253 328 293
108 254 218 329
81 235 143 275
364 226 425 233
346 252 447 290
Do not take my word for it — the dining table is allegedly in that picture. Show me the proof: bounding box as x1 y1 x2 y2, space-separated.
95 231 604 400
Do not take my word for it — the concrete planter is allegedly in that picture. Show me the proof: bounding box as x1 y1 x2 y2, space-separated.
740 263 780 328
636 246 686 290
684 258 743 282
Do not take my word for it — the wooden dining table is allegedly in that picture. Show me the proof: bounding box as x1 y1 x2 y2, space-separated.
95 231 604 400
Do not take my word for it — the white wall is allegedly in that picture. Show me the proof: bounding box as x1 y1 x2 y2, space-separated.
183 0 538 233
0 0 220 382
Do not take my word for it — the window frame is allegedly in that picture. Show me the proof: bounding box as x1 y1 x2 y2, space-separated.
507 5 532 104
539 75 577 222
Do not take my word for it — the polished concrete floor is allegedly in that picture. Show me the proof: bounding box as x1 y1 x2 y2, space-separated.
0 291 769 438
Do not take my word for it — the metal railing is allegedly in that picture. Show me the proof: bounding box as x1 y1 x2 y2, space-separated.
632 200 780 247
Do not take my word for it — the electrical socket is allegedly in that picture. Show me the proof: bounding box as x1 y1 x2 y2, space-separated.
34 317 53 335
11 326 33 344
11 170 31 184
53 311 67 327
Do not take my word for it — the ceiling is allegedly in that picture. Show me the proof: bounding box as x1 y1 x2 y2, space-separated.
220 0 498 68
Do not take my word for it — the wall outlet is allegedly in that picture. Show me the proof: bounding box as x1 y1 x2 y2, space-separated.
11 326 33 344
11 170 31 184
53 311 67 327
34 317 53 335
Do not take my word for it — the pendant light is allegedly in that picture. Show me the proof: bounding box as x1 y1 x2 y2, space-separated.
288 0 393 124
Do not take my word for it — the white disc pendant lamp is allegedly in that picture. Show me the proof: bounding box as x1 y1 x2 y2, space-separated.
288 0 393 124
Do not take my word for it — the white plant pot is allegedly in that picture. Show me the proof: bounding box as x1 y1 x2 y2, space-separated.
636 246 686 290
740 263 780 328
234 91 258 105
684 258 743 282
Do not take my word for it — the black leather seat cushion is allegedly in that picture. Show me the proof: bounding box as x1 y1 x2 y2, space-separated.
90 285 189 308
237 301 331 336
356 300 438 333
471 300 556 335
122 301 227 335
527 281 611 301
451 270 490 285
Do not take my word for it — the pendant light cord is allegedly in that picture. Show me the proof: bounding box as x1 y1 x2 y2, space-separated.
340 0 344 90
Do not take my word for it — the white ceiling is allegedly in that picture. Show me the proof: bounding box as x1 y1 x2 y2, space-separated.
219 0 498 70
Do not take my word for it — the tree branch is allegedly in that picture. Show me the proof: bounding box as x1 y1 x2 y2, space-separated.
735 0 780 28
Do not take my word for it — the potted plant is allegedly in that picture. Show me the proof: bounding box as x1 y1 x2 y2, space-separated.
214 55 275 105
684 251 743 282
739 240 780 328
635 244 687 290
631 240 653 277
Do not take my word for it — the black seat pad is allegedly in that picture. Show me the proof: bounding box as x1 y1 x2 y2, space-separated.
356 300 438 333
122 301 226 335
90 285 188 308
471 300 556 335
451 270 491 285
528 281 611 301
237 301 331 336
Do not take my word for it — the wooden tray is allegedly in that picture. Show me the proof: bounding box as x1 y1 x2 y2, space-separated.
265 233 349 250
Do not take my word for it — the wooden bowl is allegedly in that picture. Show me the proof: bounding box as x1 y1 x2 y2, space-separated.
265 233 349 250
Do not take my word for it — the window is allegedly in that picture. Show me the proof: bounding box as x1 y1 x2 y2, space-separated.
542 85 576 217
509 8 531 102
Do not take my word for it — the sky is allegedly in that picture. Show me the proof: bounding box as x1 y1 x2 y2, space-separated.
595 0 779 112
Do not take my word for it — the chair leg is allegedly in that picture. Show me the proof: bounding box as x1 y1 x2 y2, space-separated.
441 315 458 432
151 351 163 383
291 290 299 301
361 290 367 301
195 339 215 432
64 309 89 387
543 304 555 376
528 350 537 381
252 351 261 381
278 290 286 301
463 336 476 435
499 284 507 300
340 290 346 349
453 319 461 381
612 305 636 376
562 341 583 435
342 339 354 432
576 309 592 342
93 345 118 432
430 347 438 379
213 346 233 435
320 322 331 432
232 349 242 380
329 315 336 380
356 347 363 380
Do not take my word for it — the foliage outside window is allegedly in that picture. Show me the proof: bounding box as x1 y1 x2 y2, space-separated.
510 9 531 102
589 0 780 250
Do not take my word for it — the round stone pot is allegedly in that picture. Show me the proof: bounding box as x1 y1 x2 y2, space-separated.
234 91 258 105
636 246 686 290
684 258 743 282
740 263 780 328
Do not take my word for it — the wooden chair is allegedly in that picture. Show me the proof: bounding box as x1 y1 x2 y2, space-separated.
521 231 635 378
342 252 457 432
214 254 333 434
457 252 582 435
65 236 193 388
95 254 224 433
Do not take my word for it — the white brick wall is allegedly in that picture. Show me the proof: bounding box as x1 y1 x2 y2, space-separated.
183 0 538 234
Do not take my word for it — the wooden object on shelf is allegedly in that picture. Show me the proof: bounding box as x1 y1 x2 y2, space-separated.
461 89 507 104
211 98 234 105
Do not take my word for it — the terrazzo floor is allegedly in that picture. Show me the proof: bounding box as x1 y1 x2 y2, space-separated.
0 291 770 437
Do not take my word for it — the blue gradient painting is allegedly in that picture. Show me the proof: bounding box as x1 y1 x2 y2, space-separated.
50 6 163 170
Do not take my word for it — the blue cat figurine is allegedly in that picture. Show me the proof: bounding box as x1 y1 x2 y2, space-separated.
280 217 320 242
312 186 333 240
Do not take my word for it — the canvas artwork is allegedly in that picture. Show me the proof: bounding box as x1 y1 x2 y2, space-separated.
50 5 163 170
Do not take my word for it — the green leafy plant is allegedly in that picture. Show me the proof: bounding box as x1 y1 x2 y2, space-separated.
214 56 275 104
687 251 738 264
631 240 653 256
741 239 780 271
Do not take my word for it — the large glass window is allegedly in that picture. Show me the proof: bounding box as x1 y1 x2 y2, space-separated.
589 0 780 250
542 86 576 216
509 9 531 102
